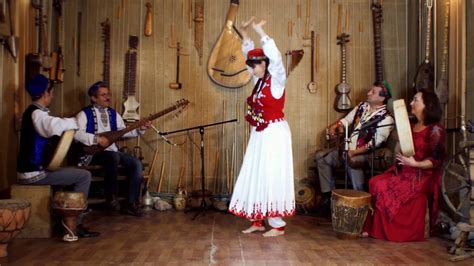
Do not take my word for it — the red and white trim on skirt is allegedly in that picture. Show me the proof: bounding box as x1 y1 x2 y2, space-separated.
229 200 296 220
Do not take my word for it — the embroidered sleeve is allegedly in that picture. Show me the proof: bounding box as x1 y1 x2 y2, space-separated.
261 36 286 99
425 124 446 169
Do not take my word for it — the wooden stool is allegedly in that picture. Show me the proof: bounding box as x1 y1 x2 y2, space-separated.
11 185 52 238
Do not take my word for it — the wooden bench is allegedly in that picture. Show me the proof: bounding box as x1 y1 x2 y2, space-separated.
11 185 52 238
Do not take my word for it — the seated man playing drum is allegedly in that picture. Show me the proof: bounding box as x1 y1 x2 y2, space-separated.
316 82 394 213
16 74 99 239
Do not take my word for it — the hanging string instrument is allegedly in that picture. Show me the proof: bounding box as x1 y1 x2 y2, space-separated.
372 1 384 85
334 33 352 112
49 0 66 83
306 31 317 93
100 18 111 86
169 42 183 89
83 99 189 155
207 0 251 88
122 36 140 122
435 0 449 105
26 0 50 81
413 0 434 93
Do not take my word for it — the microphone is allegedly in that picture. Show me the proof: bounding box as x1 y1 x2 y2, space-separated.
357 115 385 133
150 125 175 145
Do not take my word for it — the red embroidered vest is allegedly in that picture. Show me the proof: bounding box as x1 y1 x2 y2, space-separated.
245 75 285 131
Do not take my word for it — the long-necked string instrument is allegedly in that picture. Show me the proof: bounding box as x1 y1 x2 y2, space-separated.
435 0 450 106
207 0 251 88
413 0 434 93
334 32 352 112
83 99 189 155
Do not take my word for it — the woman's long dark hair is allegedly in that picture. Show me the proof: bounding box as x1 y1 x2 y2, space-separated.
419 89 442 125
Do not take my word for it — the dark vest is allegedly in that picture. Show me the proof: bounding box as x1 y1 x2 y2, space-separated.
82 105 118 133
17 105 50 172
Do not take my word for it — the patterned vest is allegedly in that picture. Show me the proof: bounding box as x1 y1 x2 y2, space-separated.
245 75 285 131
82 105 118 134
17 105 50 172
350 102 389 148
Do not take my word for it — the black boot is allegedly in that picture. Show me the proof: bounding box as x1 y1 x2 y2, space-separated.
315 192 331 217
105 195 121 211
122 202 144 217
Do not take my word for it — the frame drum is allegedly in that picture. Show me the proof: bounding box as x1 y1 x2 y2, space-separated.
393 99 415 157
47 130 75 171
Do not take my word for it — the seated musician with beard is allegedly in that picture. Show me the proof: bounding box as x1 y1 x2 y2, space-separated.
17 74 99 238
315 82 394 214
74 81 151 217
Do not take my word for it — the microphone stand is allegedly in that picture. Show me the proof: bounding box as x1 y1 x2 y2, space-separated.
159 119 237 220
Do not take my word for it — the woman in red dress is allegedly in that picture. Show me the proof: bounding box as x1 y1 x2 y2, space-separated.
364 90 445 242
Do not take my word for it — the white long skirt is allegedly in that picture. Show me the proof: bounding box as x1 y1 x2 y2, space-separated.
229 121 295 221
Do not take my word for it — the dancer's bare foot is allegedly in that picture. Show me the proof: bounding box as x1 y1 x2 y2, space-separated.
242 225 266 234
360 231 369 238
262 228 285 237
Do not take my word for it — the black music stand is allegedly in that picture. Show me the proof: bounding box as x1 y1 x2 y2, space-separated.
159 119 237 220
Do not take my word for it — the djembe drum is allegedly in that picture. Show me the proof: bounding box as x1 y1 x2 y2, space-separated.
0 199 31 257
52 192 87 242
331 189 371 239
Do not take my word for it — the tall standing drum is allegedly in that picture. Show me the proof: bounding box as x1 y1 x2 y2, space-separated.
331 189 371 239
0 199 31 257
52 192 87 242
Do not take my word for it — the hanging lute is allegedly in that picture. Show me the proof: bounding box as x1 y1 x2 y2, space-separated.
101 18 111 86
122 36 140 122
84 99 189 155
49 0 66 83
207 0 251 88
413 0 434 93
335 33 352 112
26 0 50 81
372 1 384 84
435 0 449 105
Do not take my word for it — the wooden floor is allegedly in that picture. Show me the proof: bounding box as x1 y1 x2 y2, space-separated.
2 209 473 265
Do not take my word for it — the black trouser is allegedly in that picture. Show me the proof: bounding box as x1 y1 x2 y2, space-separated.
91 151 143 204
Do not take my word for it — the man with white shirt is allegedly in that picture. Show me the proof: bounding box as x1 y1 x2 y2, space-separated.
17 74 98 238
75 81 151 217
316 82 394 213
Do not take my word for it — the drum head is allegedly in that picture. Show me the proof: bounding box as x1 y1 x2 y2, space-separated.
53 192 87 210
47 130 75 171
295 178 319 213
393 99 415 157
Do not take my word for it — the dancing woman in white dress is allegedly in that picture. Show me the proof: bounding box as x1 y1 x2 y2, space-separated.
228 18 295 237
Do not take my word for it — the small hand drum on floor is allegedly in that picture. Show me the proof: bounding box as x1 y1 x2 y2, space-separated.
0 199 31 257
331 189 372 239
52 192 87 242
